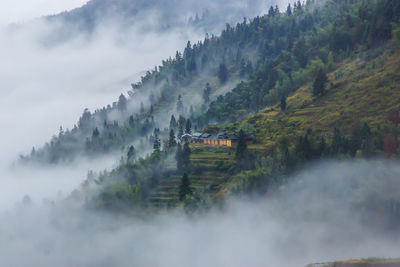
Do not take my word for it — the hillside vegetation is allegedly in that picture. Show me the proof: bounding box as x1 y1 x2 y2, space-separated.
237 44 400 145
24 0 400 165
18 0 400 219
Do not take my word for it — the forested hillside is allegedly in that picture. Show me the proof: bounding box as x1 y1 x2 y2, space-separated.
26 0 400 165
21 0 400 220
46 0 270 38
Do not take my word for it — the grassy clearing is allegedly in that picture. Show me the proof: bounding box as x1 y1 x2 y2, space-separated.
239 46 400 146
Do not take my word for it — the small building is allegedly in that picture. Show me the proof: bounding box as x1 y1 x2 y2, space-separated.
202 132 255 147
191 133 203 143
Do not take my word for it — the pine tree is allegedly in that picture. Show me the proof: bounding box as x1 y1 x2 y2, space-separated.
178 123 184 140
312 68 328 97
153 132 161 153
274 5 280 15
117 94 127 113
92 127 100 138
182 142 191 172
286 3 292 15
268 6 275 17
168 129 177 148
127 145 136 160
78 108 94 133
185 119 192 134
179 173 193 201
218 63 228 84
280 96 287 111
170 115 178 130
203 83 212 103
176 143 183 172
235 130 248 160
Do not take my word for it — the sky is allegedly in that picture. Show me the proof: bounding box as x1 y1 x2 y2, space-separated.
0 0 88 26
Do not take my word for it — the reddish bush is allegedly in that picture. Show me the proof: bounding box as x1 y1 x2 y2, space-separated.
384 133 398 158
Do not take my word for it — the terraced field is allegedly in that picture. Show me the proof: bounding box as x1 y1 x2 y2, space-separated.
150 145 235 207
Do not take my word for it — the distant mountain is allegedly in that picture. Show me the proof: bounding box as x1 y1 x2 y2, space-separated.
46 0 274 36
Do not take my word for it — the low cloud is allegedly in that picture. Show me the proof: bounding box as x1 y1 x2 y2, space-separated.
1 161 399 267
0 0 88 26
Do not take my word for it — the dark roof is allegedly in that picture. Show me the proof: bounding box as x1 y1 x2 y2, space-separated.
217 132 229 139
228 134 239 140
200 133 212 138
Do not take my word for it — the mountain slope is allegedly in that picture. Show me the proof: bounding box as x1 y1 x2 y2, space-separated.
236 44 400 145
149 44 400 208
21 0 400 216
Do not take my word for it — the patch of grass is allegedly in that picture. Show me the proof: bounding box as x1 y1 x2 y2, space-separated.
234 46 400 146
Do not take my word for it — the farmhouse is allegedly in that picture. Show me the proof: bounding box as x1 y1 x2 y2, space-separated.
180 131 254 147
203 132 254 147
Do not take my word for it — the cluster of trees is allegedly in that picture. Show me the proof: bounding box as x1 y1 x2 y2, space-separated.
24 0 400 213
24 0 400 165
88 110 198 209
196 0 400 124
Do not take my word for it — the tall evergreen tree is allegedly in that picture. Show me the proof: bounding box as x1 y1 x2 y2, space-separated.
203 83 212 103
153 132 161 153
168 129 177 148
117 94 127 113
185 119 192 134
312 68 328 97
176 143 183 172
235 130 248 160
179 173 193 201
182 142 191 172
178 123 184 140
286 3 292 15
218 63 228 84
268 6 275 17
170 115 178 130
280 96 287 111
127 145 136 160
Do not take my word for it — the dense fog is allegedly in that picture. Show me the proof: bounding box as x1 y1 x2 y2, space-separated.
0 0 288 207
0 1 397 266
1 161 399 267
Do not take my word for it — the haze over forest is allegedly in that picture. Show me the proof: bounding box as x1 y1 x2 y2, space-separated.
1 0 400 266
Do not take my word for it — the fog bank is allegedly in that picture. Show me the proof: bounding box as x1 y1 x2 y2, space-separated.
1 161 399 267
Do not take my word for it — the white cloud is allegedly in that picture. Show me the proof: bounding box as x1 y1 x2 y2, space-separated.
0 11 204 210
0 0 88 26
0 161 399 267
